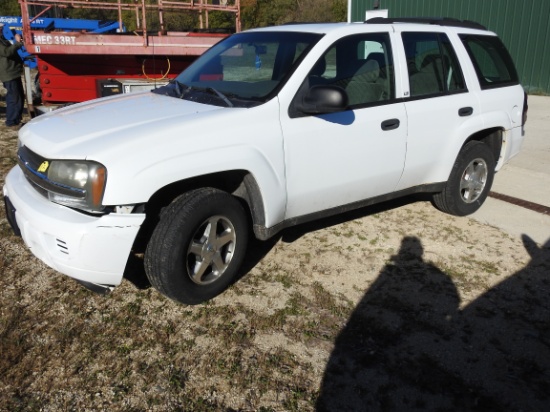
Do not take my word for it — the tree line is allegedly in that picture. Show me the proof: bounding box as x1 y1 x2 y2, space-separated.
0 0 347 31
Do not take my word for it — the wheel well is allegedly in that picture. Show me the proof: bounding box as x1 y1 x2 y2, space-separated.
132 171 265 252
465 128 503 163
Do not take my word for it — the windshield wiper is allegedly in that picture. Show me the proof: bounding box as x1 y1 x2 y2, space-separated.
163 82 235 107
204 87 234 108
174 80 189 98
151 80 189 98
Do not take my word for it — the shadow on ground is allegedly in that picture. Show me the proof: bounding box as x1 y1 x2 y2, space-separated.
317 235 550 411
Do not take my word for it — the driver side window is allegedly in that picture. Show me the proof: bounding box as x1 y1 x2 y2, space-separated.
306 33 395 107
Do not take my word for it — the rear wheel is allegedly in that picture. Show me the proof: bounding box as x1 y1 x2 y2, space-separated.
145 188 249 304
432 141 495 216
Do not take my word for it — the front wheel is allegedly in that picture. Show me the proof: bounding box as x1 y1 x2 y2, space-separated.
432 141 495 216
145 188 249 305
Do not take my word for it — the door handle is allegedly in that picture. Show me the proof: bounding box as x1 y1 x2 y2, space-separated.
381 118 400 131
459 107 473 117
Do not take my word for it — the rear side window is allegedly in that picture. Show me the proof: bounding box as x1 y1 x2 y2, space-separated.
402 32 466 98
460 34 519 89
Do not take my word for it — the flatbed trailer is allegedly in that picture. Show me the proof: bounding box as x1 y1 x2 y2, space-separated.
17 0 240 111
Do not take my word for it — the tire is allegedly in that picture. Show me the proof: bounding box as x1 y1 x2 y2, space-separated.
432 141 495 216
144 188 249 305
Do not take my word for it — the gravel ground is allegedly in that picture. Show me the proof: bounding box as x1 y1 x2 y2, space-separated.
1 89 549 411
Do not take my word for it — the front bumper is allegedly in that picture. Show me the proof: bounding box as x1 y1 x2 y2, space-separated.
3 166 145 287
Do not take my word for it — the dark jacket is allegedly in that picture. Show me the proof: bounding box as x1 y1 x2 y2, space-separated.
0 35 23 82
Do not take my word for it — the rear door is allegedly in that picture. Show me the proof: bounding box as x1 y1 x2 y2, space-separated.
396 29 481 189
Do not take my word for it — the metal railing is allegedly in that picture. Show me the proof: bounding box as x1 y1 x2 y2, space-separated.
19 0 241 46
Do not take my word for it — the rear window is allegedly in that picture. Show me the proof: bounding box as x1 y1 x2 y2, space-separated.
459 34 519 89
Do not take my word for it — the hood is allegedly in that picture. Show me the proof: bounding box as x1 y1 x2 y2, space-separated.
19 92 222 158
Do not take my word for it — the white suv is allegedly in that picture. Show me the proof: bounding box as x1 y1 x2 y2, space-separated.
3 18 527 304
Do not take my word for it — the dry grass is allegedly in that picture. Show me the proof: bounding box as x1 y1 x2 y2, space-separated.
1 97 549 411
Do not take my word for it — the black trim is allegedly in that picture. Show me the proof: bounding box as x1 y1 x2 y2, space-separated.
381 118 400 131
404 89 468 102
252 182 446 240
17 144 46 172
344 95 403 111
74 279 113 295
4 196 21 237
458 106 474 117
367 17 487 31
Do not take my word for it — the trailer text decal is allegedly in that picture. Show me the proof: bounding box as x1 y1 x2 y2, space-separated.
34 35 77 46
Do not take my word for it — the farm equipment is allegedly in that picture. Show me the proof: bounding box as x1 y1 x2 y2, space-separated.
10 0 240 113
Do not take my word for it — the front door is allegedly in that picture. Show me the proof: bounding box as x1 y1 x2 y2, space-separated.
280 32 408 219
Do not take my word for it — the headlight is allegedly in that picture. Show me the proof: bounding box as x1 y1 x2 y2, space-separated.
46 160 107 212
17 145 108 213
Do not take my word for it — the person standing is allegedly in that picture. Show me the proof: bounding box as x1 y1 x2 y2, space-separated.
0 23 25 129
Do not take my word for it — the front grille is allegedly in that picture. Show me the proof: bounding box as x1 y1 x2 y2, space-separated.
18 146 50 199
18 145 47 174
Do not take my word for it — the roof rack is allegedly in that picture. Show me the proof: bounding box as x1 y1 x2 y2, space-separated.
366 17 487 31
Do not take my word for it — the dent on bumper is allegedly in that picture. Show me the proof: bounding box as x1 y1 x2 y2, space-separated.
3 167 146 286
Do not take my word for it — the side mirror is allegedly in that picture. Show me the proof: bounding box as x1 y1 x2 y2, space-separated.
296 85 348 115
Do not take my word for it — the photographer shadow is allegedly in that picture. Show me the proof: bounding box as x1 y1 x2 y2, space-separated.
317 235 550 411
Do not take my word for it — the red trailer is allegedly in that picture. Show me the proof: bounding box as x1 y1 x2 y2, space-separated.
18 0 240 112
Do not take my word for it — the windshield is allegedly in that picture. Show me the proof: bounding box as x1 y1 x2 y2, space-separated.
153 31 323 107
